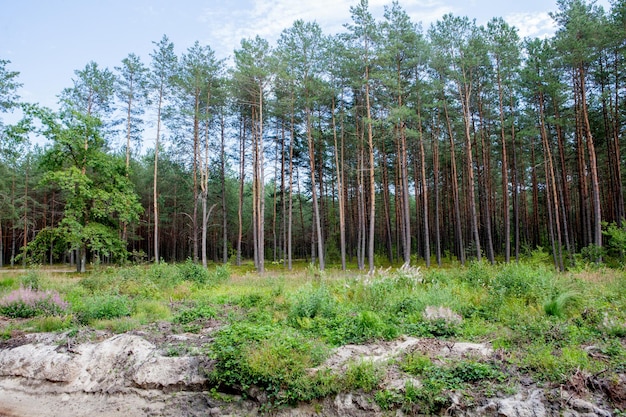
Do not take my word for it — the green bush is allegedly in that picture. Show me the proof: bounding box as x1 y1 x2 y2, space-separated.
178 259 210 284
173 303 216 325
74 294 132 324
20 270 42 290
343 359 383 392
288 284 336 324
208 322 329 405
492 263 551 303
211 264 231 285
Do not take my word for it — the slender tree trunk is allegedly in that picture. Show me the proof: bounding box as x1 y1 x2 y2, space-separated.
432 117 442 266
442 92 465 265
306 103 324 270
416 101 430 267
458 80 481 261
332 96 347 270
153 85 163 264
192 90 201 263
496 62 510 262
539 91 564 271
578 65 602 258
288 95 296 270
220 111 228 264
365 66 376 273
237 114 245 266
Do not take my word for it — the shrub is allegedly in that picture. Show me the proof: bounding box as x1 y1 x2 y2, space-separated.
288 284 335 324
209 322 329 404
543 291 580 318
211 264 231 285
178 259 210 284
74 294 132 324
20 270 42 290
343 359 383 392
0 286 69 318
173 303 216 325
492 263 551 303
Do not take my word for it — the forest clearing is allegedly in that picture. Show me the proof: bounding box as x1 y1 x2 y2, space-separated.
0 261 624 415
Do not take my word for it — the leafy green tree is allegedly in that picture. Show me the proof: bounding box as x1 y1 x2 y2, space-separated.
0 60 25 267
36 110 142 271
0 59 21 114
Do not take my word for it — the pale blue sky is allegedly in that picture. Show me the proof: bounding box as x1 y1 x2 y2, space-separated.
0 0 611 112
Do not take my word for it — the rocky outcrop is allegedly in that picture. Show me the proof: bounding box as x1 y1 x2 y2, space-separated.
0 332 619 417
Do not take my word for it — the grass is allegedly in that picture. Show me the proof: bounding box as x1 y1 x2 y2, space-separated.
0 261 624 413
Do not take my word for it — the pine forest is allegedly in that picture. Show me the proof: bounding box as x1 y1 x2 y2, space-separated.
2 0 626 274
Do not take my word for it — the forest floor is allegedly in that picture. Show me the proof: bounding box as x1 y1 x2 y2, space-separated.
0 263 624 416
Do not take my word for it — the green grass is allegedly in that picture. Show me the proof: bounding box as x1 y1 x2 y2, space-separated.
0 261 624 413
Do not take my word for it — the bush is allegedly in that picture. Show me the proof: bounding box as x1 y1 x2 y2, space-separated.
20 270 42 291
74 294 132 324
211 264 231 285
0 287 69 318
209 322 329 404
343 359 383 392
288 284 336 325
178 259 210 284
173 303 216 325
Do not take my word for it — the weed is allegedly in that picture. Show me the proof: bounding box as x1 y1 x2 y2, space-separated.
343 359 383 392
544 291 580 318
173 303 216 325
133 300 171 322
400 351 432 375
20 270 42 290
73 294 132 324
93 317 141 333
30 315 73 332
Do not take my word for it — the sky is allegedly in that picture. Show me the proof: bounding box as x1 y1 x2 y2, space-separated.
0 0 613 113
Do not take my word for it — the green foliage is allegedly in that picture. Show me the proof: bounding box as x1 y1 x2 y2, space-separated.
211 264 231 284
133 300 171 322
208 322 329 405
543 291 580 318
400 351 432 375
343 360 383 392
173 303 216 331
517 343 593 382
603 222 626 265
492 263 551 303
73 294 132 324
19 270 42 290
30 315 73 332
177 259 208 284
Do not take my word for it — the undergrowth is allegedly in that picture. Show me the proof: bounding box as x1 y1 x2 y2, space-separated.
0 261 624 413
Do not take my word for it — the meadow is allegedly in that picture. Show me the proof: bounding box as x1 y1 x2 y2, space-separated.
0 259 625 414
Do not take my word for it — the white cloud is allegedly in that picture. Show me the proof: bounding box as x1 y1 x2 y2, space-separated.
504 12 556 39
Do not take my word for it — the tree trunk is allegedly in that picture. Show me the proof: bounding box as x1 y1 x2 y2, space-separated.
442 92 465 265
